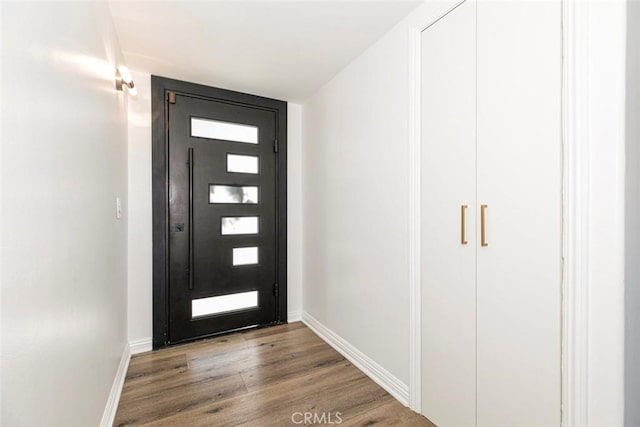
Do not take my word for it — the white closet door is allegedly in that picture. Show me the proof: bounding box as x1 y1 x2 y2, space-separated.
421 1 476 426
476 1 562 426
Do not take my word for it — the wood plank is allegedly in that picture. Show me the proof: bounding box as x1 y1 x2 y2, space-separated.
125 353 187 382
342 398 436 426
115 373 247 426
238 321 305 340
240 343 346 392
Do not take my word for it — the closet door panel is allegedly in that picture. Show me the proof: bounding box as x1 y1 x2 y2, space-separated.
420 1 476 426
476 2 562 426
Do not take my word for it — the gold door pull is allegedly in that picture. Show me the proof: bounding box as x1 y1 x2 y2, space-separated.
461 205 468 245
481 204 488 247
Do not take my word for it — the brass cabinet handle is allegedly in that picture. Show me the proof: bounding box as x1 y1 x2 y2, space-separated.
481 204 488 247
461 205 468 245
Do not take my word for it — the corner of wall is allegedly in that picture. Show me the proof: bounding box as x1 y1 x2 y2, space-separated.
287 102 303 319
126 70 153 344
625 2 640 426
100 343 131 427
0 2 4 421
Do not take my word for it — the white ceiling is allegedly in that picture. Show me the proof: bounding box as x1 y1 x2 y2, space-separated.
108 1 420 103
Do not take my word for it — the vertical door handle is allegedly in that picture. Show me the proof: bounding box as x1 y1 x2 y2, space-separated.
188 147 194 290
481 204 488 247
461 205 468 245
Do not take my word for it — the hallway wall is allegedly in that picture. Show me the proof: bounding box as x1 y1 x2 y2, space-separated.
301 1 458 390
126 73 303 345
126 71 153 346
625 1 640 425
1 3 129 425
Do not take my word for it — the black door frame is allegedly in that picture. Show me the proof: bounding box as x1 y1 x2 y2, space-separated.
151 76 287 349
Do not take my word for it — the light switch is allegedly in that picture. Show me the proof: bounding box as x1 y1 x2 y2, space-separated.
116 197 122 219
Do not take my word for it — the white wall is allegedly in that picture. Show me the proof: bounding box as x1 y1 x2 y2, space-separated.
127 71 153 345
0 3 4 421
625 1 640 425
1 2 129 426
302 1 457 388
126 72 303 344
287 103 304 320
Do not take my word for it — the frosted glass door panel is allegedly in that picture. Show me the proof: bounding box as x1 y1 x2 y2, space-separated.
191 117 258 144
209 185 258 204
192 291 258 318
227 154 259 174
233 247 259 266
221 217 259 235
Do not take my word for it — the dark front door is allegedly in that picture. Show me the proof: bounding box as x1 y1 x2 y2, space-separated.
152 77 287 346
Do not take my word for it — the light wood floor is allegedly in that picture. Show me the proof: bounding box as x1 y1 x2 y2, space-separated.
114 322 434 426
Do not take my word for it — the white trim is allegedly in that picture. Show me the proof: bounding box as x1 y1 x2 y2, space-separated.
100 344 131 427
288 310 302 322
561 1 590 426
129 337 153 355
407 25 422 413
302 312 409 406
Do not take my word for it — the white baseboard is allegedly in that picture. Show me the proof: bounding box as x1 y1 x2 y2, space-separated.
302 312 409 406
129 337 153 355
100 343 131 427
288 310 302 322
100 337 151 426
